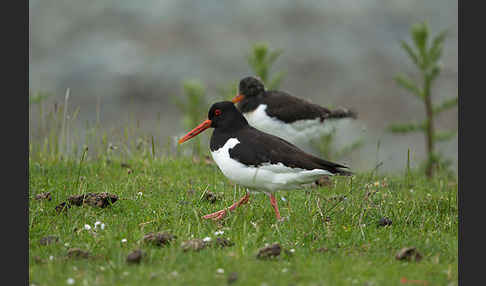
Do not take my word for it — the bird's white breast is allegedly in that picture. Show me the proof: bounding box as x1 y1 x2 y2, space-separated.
210 138 331 192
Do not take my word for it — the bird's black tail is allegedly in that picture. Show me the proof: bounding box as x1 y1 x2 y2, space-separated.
333 167 353 176
328 107 358 120
311 156 353 176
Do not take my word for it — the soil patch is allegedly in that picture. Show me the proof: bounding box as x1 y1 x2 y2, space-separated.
204 191 221 203
68 192 118 208
126 249 143 264
35 192 52 201
257 243 281 259
181 239 210 252
55 192 118 212
378 217 393 227
214 237 234 248
39 235 59 246
396 247 423 262
143 232 176 246
66 248 90 259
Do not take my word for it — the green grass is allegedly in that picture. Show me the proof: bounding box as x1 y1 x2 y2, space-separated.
29 157 458 286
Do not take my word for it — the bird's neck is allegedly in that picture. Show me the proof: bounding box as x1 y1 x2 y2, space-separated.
237 93 264 113
210 125 244 151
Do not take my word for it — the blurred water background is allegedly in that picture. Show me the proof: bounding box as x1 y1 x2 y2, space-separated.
29 0 458 174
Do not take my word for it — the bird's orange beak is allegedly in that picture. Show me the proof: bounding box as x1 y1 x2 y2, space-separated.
178 119 212 144
231 94 245 103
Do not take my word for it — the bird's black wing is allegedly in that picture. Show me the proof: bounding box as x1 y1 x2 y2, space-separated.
228 127 351 175
263 91 356 123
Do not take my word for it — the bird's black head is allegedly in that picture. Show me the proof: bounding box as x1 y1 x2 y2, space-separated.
208 101 248 131
233 76 265 103
178 101 248 144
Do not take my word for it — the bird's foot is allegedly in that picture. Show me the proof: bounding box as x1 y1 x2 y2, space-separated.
202 192 250 221
202 209 227 220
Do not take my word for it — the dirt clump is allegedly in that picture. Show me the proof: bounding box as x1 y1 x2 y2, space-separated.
126 249 143 264
68 192 118 208
67 248 90 259
55 202 71 213
55 192 119 213
39 235 59 246
33 256 45 264
378 217 393 227
395 247 423 262
35 192 52 201
213 237 234 248
181 239 209 252
204 191 220 203
316 247 329 253
256 243 281 259
143 232 176 246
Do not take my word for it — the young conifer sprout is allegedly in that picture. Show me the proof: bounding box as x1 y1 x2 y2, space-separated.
388 22 457 178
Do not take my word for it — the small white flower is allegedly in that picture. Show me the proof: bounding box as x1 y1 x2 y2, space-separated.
94 221 101 228
100 223 105 230
281 197 287 202
66 278 75 285
64 243 70 247
289 248 295 253
137 192 143 196
84 224 91 231
121 238 127 243
214 230 224 236
282 268 288 273
216 268 224 274
202 237 212 242
49 255 54 261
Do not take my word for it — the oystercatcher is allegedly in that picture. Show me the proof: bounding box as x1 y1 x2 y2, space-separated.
231 76 357 150
178 101 351 221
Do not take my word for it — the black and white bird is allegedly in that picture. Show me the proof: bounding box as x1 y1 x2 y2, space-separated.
232 76 357 151
178 101 351 221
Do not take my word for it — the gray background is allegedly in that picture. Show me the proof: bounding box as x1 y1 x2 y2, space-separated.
29 0 458 173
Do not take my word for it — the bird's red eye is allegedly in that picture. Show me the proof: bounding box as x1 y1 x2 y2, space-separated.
214 109 221 116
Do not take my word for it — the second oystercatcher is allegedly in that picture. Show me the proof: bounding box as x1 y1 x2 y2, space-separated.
178 101 351 221
232 76 357 150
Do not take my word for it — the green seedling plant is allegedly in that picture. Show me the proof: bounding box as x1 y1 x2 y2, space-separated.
388 22 457 178
247 42 286 90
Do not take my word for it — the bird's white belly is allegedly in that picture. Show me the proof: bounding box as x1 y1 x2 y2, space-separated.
210 138 331 192
243 104 339 148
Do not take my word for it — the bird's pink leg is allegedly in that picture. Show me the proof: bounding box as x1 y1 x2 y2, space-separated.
269 193 282 220
202 192 250 220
